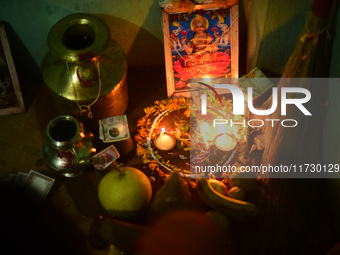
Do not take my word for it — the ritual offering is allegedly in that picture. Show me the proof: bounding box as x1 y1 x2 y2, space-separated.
99 115 130 143
135 96 248 177
190 92 248 178
41 13 128 121
153 128 176 151
98 165 152 218
135 98 191 175
91 145 120 170
149 171 197 220
43 115 96 177
26 170 55 199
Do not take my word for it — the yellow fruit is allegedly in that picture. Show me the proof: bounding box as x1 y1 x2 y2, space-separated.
227 186 245 201
208 179 228 196
98 166 152 218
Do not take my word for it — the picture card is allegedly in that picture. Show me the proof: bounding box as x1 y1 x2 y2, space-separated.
26 170 55 199
99 115 130 143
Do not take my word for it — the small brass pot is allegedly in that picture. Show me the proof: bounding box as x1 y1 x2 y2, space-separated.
43 115 96 177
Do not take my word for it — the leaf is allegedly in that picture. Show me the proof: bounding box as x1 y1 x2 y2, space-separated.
177 140 183 149
134 135 142 143
144 106 156 115
143 159 151 164
149 162 158 171
136 117 146 128
184 108 190 118
249 144 258 154
136 144 145 156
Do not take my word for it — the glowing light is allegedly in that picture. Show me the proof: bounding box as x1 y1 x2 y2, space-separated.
72 73 78 83
203 76 211 84
214 133 237 151
117 123 126 133
154 129 176 151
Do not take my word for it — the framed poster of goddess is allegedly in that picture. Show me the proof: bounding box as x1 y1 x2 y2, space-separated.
0 21 25 115
162 4 239 97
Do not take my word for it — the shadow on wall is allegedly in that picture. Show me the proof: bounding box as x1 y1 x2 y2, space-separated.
257 12 308 75
96 14 165 67
256 2 311 75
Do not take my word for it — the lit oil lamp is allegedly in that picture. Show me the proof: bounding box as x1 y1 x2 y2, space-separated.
213 133 237 151
154 128 176 151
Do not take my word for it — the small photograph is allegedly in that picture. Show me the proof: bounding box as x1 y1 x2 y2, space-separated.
92 145 120 170
99 115 130 143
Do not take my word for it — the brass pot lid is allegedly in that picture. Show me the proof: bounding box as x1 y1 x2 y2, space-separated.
47 13 110 62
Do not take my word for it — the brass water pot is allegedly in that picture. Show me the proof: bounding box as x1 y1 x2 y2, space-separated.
41 13 128 120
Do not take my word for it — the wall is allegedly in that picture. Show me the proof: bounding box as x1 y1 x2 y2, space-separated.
246 0 340 167
0 0 164 67
247 0 340 77
1 0 338 72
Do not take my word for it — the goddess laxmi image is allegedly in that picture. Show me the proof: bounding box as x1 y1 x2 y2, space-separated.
169 9 232 91
181 15 218 56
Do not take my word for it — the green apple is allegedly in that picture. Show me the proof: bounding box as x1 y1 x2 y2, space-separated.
98 166 152 218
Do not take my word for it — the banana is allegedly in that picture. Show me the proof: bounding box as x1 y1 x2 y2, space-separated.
197 178 260 221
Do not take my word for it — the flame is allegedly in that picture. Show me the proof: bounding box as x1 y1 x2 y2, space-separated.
161 127 165 135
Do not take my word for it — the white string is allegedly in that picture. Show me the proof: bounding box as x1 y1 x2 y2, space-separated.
66 60 102 118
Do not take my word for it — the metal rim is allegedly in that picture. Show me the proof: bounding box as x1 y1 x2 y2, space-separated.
47 13 110 62
46 115 83 149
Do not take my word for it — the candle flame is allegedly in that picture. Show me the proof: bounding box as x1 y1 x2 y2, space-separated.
161 127 165 134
